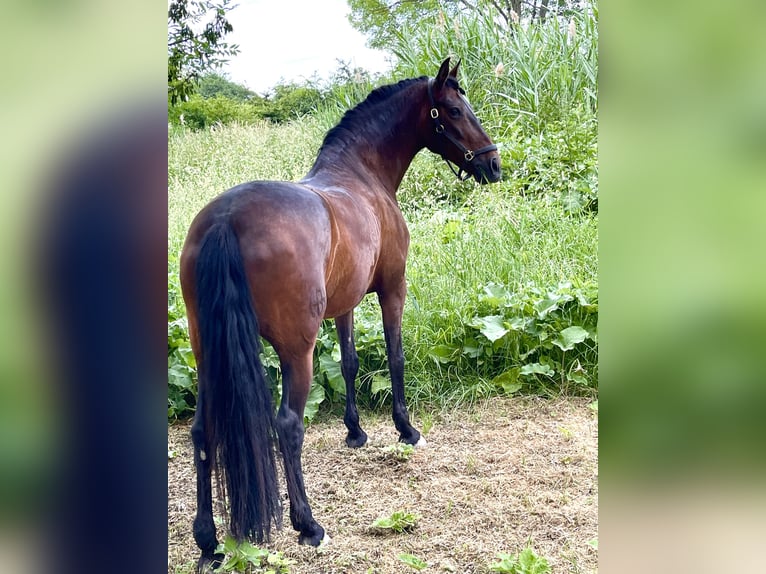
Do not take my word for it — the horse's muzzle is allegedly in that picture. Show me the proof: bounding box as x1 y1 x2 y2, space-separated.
474 154 502 184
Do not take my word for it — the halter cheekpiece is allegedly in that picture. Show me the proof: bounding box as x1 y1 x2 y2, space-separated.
427 79 498 181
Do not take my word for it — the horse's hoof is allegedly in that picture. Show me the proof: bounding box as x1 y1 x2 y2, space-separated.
298 524 326 547
319 532 332 548
345 430 368 448
415 435 428 448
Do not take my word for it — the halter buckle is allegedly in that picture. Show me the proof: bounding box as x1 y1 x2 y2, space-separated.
435 124 445 134
464 150 475 162
430 108 439 119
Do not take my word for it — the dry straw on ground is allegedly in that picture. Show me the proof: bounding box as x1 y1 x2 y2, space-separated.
168 397 597 573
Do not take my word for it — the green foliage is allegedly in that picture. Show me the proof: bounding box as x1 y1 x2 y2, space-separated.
383 442 416 462
214 536 291 573
167 0 239 105
169 80 325 129
371 510 420 533
169 94 265 130
260 83 324 123
197 73 258 101
168 254 196 420
467 280 598 392
348 0 575 50
398 553 428 571
390 3 597 134
347 0 443 50
490 546 551 574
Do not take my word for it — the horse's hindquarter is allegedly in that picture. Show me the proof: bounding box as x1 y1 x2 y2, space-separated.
223 182 335 348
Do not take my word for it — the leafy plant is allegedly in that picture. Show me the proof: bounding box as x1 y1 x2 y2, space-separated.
168 262 197 420
490 546 551 574
213 536 291 573
383 442 416 462
371 510 420 533
398 553 428 571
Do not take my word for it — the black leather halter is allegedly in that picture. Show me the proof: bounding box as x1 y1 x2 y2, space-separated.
427 79 498 181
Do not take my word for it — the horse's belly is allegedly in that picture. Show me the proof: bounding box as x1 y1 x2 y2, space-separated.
323 254 377 318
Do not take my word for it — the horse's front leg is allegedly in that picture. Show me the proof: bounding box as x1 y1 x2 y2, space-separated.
378 283 424 446
336 311 368 447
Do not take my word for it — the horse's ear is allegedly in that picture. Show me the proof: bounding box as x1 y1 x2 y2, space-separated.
449 59 461 79
435 57 451 89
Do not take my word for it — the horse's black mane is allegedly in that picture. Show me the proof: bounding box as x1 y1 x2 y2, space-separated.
317 75 463 153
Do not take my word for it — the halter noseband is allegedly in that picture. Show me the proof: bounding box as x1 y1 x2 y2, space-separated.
427 79 498 181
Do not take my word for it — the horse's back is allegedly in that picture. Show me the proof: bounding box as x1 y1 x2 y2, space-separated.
183 181 330 269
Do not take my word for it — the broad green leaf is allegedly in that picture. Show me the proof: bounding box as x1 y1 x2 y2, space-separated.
398 553 428 570
566 371 588 385
462 337 483 358
507 316 527 331
520 362 555 377
480 282 510 307
303 383 325 423
534 296 560 319
318 353 346 396
518 547 551 573
372 516 393 529
492 369 521 394
552 326 588 351
370 374 390 395
469 315 509 342
428 344 458 364
489 553 518 572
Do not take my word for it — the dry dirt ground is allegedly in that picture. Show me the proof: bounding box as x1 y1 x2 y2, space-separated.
168 397 598 573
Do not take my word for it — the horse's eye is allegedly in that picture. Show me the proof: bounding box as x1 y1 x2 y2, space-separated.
448 107 462 119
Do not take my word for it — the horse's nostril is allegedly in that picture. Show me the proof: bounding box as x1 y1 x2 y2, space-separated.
490 156 500 175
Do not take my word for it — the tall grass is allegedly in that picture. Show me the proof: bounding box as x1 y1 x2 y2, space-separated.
392 4 598 135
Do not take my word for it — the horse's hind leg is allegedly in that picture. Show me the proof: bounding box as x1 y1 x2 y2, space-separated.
275 350 326 546
190 402 223 572
336 311 368 448
186 311 224 572
379 283 424 446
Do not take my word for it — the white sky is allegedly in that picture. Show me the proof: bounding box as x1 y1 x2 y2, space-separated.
222 0 393 94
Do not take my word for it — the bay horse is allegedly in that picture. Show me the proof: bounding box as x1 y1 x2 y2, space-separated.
179 57 501 571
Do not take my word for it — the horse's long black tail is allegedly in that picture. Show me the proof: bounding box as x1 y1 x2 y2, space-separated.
194 220 282 542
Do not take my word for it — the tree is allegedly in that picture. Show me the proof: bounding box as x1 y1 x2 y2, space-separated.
347 0 443 50
197 72 257 101
168 0 239 105
347 0 584 49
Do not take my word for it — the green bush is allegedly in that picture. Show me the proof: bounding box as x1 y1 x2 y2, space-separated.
169 94 265 129
261 83 324 123
168 79 326 130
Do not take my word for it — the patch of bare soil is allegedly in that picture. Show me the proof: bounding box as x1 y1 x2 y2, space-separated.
168 397 597 573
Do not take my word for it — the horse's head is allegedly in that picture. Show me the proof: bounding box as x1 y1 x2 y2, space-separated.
423 58 502 184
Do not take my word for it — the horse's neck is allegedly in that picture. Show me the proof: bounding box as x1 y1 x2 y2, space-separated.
306 87 425 194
